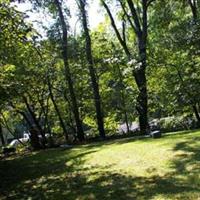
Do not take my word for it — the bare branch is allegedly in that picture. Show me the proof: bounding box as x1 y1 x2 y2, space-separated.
126 0 142 36
118 0 138 35
101 0 131 58
147 0 156 8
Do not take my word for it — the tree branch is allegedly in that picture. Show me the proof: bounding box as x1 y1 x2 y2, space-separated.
126 0 142 36
101 0 131 59
147 0 156 8
118 0 138 35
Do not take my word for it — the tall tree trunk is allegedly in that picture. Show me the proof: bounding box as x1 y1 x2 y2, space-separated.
16 110 41 148
136 1 148 134
43 97 51 135
63 91 77 135
54 0 84 141
135 19 149 134
78 0 106 139
102 0 150 134
188 0 198 21
29 127 41 150
38 95 48 133
134 68 148 134
1 112 26 147
117 64 130 133
188 0 199 125
0 123 5 146
23 96 46 147
173 65 200 127
47 76 68 141
192 105 200 125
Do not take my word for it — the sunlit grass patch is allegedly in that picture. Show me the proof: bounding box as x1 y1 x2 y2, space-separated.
0 130 200 199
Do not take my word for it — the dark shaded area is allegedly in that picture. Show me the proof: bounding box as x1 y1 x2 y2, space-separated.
0 131 200 200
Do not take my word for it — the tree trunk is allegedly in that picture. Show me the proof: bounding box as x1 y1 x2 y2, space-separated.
79 0 105 139
134 37 149 134
120 89 130 133
136 1 149 134
0 123 5 146
192 104 200 126
188 0 199 125
188 0 198 21
174 66 200 127
1 112 26 147
15 110 41 148
117 64 130 133
63 91 77 135
134 69 148 134
54 0 84 141
29 127 41 150
23 96 46 147
102 0 149 135
47 76 68 141
43 97 52 135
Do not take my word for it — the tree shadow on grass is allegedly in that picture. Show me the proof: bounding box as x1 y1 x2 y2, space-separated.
1 165 199 200
0 148 98 198
0 132 200 200
170 137 200 182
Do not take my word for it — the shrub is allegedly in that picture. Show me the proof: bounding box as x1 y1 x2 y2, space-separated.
158 115 197 133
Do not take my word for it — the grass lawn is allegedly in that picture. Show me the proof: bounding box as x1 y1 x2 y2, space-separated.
0 130 200 200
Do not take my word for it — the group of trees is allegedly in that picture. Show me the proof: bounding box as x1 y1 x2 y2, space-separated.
0 0 200 149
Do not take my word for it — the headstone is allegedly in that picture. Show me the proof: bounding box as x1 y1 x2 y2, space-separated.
150 130 162 138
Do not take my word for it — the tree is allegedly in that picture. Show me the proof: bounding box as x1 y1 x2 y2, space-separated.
188 0 198 21
77 0 106 139
0 123 5 146
47 0 85 141
47 62 69 140
148 0 200 126
101 0 156 134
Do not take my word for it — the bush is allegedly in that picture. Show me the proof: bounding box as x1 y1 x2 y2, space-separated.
158 115 197 133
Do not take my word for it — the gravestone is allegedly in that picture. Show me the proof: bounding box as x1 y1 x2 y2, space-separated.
150 130 162 138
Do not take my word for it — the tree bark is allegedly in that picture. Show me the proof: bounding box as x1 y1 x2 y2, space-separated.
192 104 200 125
0 112 26 147
47 75 68 141
134 68 148 134
63 91 77 135
188 0 198 21
102 0 131 59
188 0 199 125
78 0 106 139
42 97 51 135
23 96 46 147
29 127 41 150
0 123 5 146
117 64 130 133
54 0 84 141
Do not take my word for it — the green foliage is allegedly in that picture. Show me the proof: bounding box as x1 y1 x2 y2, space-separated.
159 115 197 132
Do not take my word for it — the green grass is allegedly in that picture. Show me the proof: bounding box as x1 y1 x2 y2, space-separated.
1 130 200 200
